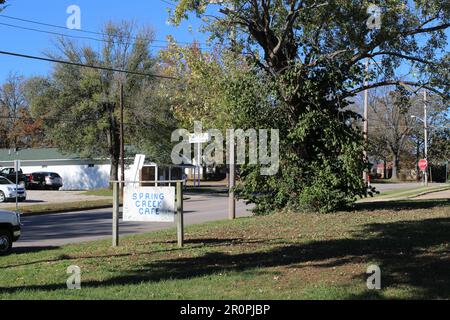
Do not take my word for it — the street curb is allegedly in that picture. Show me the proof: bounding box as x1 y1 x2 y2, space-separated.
407 186 450 199
18 204 117 217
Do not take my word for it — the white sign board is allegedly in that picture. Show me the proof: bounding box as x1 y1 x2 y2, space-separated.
14 160 21 172
189 133 210 144
123 186 175 222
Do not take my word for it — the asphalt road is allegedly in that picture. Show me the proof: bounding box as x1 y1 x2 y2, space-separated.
15 193 252 249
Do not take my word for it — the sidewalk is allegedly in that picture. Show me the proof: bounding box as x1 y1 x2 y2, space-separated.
412 189 450 200
359 184 450 203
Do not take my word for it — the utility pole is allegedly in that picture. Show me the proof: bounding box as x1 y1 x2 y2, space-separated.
363 58 370 186
423 89 429 186
228 1 236 220
120 82 125 194
228 129 236 220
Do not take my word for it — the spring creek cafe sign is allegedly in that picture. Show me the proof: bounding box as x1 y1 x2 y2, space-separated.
123 186 175 222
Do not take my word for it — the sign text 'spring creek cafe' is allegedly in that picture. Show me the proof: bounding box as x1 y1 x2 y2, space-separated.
112 154 183 248
123 186 176 223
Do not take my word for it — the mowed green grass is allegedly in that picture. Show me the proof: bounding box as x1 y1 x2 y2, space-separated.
82 188 113 197
0 199 449 300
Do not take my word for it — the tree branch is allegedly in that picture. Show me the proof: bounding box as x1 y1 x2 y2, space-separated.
344 80 445 98
368 51 441 66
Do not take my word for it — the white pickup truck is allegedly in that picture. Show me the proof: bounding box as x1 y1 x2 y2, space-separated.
0 210 21 255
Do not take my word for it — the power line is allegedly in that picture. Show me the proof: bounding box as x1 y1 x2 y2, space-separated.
0 14 209 46
0 21 171 49
159 0 177 7
0 50 177 80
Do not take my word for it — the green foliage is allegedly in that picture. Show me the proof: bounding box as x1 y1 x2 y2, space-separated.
159 45 258 132
28 21 177 177
235 107 365 214
167 1 448 213
429 129 450 164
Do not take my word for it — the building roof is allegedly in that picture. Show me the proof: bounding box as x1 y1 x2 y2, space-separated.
0 148 79 162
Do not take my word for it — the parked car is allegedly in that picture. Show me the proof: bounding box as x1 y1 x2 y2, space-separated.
0 177 27 203
0 167 28 187
0 209 21 255
26 172 63 190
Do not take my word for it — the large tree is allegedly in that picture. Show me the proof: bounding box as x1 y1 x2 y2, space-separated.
0 73 45 149
369 86 416 180
367 87 448 180
429 129 450 164
29 21 173 181
169 0 449 213
0 73 25 148
159 43 267 131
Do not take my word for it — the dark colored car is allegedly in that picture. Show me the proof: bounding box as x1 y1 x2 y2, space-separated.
0 167 28 187
26 172 63 190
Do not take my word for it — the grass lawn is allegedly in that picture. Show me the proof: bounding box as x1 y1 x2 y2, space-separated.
5 199 114 216
82 189 113 197
0 199 449 300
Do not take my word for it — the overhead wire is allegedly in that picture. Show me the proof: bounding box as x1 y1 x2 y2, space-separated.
0 50 177 79
0 13 210 46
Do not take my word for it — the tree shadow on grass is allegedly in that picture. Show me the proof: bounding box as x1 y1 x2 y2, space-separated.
0 217 448 299
12 246 59 255
155 237 278 247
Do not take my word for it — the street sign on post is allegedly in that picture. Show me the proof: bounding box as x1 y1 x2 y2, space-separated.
14 159 21 172
418 159 428 172
189 133 210 187
189 133 210 144
14 160 20 214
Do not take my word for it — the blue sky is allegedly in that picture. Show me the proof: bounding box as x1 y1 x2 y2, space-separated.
0 1 448 85
0 0 209 81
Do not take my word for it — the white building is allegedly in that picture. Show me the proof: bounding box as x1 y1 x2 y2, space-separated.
0 148 131 190
0 148 191 190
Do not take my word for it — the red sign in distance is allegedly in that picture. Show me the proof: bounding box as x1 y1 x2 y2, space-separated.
419 159 428 171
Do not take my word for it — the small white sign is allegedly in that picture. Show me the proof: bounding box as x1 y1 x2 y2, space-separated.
14 160 21 172
123 186 175 222
189 133 210 144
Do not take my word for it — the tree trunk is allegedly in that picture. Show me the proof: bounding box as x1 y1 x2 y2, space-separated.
383 158 387 179
416 140 421 182
110 157 119 183
392 154 399 180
